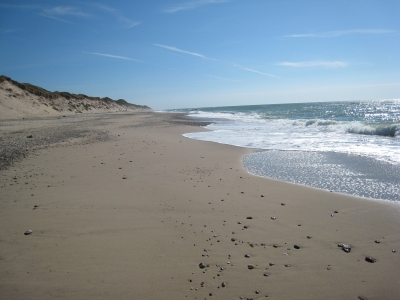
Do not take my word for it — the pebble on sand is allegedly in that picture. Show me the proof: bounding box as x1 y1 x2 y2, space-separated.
365 256 377 263
24 230 32 235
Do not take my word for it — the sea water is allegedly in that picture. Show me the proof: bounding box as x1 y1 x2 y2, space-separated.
172 100 400 202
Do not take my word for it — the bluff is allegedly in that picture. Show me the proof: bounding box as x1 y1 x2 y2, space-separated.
0 75 150 119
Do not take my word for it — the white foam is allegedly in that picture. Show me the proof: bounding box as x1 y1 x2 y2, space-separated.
184 112 400 165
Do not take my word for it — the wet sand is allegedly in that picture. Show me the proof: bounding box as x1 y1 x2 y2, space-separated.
1 111 399 299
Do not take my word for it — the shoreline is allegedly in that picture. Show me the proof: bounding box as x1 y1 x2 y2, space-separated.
1 111 399 299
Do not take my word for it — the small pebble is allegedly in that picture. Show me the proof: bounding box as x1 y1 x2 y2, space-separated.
221 282 226 287
271 217 276 220
245 254 250 258
247 264 255 270
199 263 206 269
374 240 380 244
263 272 269 276
24 230 32 235
294 244 300 249
365 256 377 263
246 216 253 219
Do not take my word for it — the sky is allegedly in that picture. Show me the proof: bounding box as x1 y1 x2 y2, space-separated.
0 0 399 110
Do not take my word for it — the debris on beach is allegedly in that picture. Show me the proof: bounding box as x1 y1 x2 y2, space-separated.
247 264 255 270
24 230 32 235
338 243 351 253
365 256 377 263
199 262 206 269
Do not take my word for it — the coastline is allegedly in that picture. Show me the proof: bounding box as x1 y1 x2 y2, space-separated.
1 111 399 299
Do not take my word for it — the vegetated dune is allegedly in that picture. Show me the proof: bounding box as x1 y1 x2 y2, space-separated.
0 75 150 119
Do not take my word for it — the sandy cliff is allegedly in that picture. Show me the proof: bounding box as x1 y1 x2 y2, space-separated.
0 76 150 119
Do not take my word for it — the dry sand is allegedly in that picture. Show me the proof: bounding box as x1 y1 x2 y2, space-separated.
0 111 399 300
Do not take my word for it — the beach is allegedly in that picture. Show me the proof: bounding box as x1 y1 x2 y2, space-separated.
1 111 399 299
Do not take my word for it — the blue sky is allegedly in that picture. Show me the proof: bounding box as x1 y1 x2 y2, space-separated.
0 0 399 110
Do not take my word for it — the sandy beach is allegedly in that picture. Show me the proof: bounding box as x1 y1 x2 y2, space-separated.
1 111 399 300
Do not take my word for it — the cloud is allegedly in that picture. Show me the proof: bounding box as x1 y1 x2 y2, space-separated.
208 75 241 82
277 61 349 68
92 3 141 28
86 52 145 63
154 44 208 59
42 6 93 18
285 29 393 38
234 64 278 78
0 4 40 9
164 0 231 13
40 6 93 23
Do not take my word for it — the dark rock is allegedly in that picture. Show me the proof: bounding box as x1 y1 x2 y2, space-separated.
27 135 33 138
221 282 226 287
24 230 32 235
247 264 255 270
244 254 250 258
199 262 206 269
271 217 276 220
263 272 269 276
246 216 253 219
365 256 377 263
374 240 380 244
294 244 300 249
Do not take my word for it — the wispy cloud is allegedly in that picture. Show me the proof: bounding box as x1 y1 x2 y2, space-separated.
164 0 231 13
40 6 93 23
86 52 145 63
42 6 93 18
277 61 348 68
92 3 141 28
285 29 393 38
208 75 241 82
1 29 17 34
0 4 40 9
154 44 277 78
154 44 209 59
234 64 278 78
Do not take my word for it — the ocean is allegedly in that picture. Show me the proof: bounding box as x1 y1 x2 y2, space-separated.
171 100 400 202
